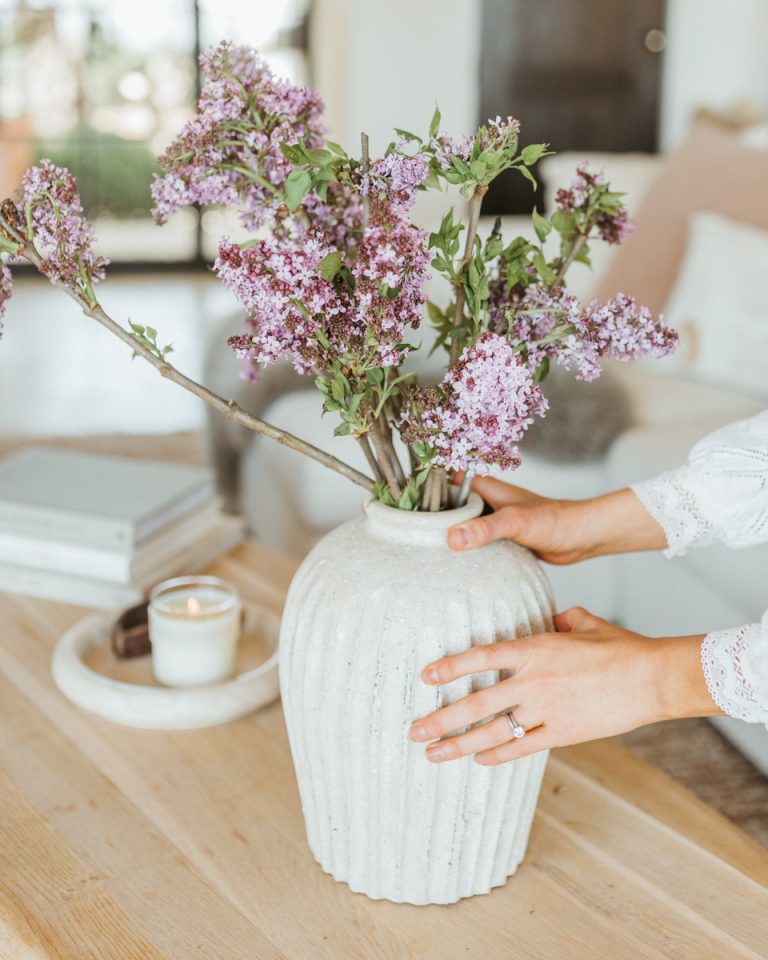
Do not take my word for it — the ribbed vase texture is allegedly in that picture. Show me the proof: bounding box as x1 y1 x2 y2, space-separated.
278 493 555 905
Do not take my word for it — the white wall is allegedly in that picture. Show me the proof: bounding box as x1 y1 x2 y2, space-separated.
312 0 768 158
310 0 481 155
660 0 768 150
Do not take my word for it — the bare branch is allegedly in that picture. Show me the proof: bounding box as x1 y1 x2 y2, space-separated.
14 237 375 494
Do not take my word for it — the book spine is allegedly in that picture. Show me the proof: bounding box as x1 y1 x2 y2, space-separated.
0 563 141 610
0 502 134 549
0 535 130 581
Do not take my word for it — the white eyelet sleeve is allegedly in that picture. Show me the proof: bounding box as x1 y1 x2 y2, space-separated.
630 410 768 559
701 614 768 725
629 410 768 726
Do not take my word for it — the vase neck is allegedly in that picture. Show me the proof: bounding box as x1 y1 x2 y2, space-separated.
363 492 484 546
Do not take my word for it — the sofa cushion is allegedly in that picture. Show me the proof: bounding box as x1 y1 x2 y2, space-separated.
594 124 768 315
658 211 768 399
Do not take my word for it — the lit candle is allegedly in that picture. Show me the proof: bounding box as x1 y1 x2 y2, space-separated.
148 575 241 687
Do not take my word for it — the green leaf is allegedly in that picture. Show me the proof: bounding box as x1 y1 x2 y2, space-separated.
146 326 157 340
285 168 312 212
531 207 551 243
533 356 550 384
325 140 348 157
521 143 549 166
330 378 346 404
516 165 538 190
450 155 471 178
469 159 488 181
429 105 441 139
306 148 332 166
550 210 577 236
366 367 384 385
318 251 342 281
334 421 352 436
393 128 422 144
533 251 556 285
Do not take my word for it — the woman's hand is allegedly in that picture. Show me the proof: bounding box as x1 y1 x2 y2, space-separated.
447 476 668 562
408 606 722 766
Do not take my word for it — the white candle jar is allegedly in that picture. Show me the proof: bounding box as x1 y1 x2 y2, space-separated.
148 575 241 687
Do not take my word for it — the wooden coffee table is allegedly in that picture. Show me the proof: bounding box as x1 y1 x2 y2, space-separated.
1 540 766 959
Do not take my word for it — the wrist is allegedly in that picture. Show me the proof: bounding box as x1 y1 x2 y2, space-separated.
580 487 669 560
652 634 726 721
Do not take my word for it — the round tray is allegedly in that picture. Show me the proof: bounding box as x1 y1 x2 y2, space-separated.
52 602 281 730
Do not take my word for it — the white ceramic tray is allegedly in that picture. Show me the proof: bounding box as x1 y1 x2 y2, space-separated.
52 602 280 730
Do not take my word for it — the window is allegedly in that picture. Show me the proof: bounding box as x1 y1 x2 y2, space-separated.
0 0 310 264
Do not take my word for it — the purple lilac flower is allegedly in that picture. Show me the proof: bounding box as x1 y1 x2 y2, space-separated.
217 232 344 375
483 115 521 151
0 262 12 336
218 201 430 375
428 133 473 171
429 115 521 172
406 332 547 475
348 204 431 365
18 161 108 296
360 142 430 211
151 42 326 230
511 287 677 381
555 162 634 245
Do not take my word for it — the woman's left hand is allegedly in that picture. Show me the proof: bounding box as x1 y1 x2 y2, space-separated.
408 606 720 766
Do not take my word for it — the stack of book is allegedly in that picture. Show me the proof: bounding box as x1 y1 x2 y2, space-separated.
0 447 244 609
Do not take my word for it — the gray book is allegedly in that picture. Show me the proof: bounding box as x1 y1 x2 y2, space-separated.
0 448 216 549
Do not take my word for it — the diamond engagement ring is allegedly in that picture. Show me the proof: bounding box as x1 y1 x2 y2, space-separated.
506 710 526 739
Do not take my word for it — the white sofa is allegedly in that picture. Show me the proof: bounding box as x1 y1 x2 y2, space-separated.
208 151 768 772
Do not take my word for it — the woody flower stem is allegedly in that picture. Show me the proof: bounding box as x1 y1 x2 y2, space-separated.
449 184 488 366
9 230 375 494
552 232 587 287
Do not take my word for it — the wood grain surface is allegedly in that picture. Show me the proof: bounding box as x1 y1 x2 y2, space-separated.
1 539 767 960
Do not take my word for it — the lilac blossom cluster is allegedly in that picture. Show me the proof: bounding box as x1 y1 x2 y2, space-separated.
555 163 633 245
405 333 547 474
359 142 430 211
18 161 108 297
428 115 520 172
0 262 12 335
151 42 325 230
512 287 678 381
218 203 430 376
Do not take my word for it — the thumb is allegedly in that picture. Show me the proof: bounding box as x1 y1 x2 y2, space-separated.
448 508 521 551
553 606 601 633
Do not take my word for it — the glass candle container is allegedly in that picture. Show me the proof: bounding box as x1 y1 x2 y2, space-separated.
148 575 241 687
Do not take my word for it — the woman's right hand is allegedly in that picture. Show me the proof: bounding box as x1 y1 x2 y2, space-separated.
447 476 668 563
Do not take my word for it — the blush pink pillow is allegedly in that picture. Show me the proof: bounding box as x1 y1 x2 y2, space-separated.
593 124 768 315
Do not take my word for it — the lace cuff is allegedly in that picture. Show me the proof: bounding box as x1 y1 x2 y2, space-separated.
631 467 716 558
701 620 768 725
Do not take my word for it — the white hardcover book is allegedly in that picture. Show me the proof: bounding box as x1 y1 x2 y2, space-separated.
0 448 216 549
0 516 246 610
0 499 222 584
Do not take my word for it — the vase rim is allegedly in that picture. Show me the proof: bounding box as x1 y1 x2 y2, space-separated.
363 491 484 544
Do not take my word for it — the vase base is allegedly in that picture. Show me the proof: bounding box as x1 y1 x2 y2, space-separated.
309 853 525 906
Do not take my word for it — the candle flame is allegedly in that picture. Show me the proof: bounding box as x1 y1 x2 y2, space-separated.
187 596 202 616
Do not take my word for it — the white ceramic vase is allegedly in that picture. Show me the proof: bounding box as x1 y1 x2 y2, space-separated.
278 492 555 905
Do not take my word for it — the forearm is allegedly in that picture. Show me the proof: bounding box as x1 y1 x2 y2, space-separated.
576 487 669 560
652 634 726 722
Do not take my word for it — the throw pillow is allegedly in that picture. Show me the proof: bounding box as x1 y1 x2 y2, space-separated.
658 211 768 398
593 123 768 315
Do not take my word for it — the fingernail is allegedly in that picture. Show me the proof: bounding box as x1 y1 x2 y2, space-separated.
451 526 469 548
426 746 445 761
475 755 491 765
410 724 427 741
423 667 439 683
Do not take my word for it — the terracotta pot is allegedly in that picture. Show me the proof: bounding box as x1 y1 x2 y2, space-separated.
279 492 554 904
